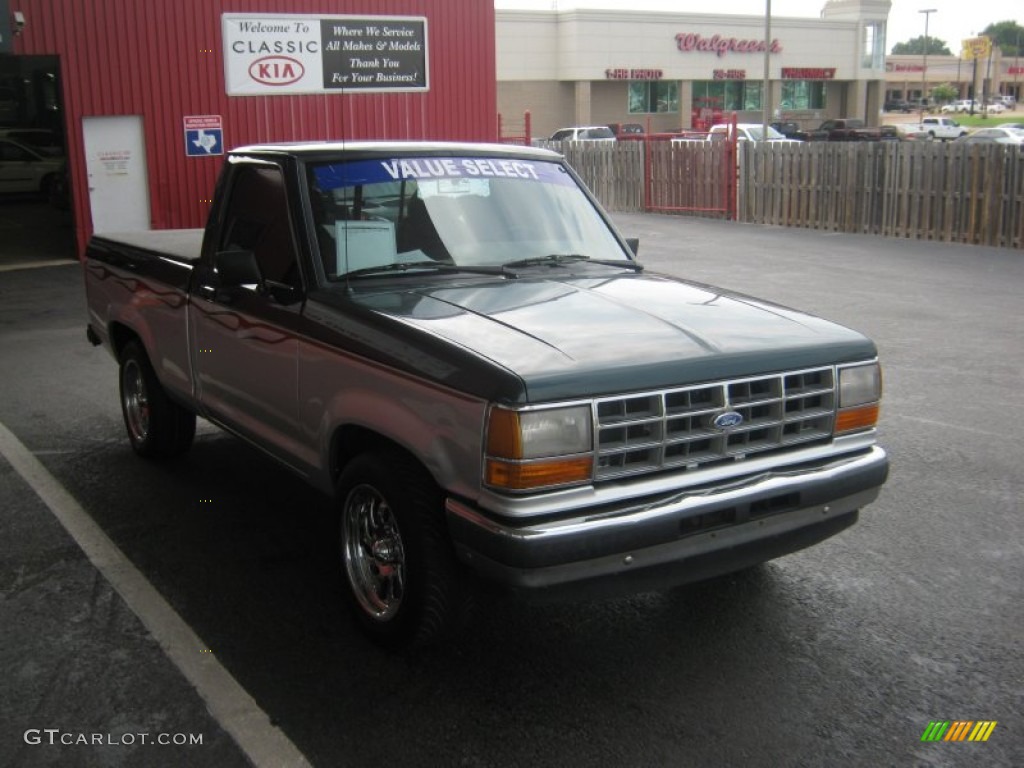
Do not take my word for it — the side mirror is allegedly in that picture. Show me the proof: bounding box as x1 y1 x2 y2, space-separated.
625 238 640 256
214 250 262 289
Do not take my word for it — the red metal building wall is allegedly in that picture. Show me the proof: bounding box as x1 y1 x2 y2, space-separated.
13 0 497 254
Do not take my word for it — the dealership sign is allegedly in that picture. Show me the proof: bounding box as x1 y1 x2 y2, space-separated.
222 14 428 95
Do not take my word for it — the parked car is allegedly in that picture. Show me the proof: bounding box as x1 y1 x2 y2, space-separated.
941 100 978 114
0 138 64 195
548 126 616 142
954 126 1024 146
607 122 645 139
769 120 804 140
707 123 800 143
917 117 968 141
880 124 928 141
981 102 1006 114
883 99 912 113
802 119 882 142
0 128 64 156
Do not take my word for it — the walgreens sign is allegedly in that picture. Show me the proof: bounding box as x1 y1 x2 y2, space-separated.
675 33 782 58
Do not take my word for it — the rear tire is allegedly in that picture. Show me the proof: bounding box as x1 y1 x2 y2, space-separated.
119 341 196 458
336 450 466 649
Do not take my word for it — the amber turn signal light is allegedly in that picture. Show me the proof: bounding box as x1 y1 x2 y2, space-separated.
835 403 880 434
485 456 593 491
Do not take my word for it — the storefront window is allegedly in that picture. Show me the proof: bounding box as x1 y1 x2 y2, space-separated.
692 81 763 111
628 81 679 114
780 81 827 110
862 22 885 69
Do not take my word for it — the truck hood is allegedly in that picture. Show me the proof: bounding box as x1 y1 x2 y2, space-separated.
341 269 876 402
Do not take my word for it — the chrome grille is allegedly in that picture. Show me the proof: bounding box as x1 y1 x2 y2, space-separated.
595 367 835 480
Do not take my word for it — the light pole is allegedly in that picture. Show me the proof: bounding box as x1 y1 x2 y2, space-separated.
919 9 936 118
1016 32 1020 102
761 0 771 140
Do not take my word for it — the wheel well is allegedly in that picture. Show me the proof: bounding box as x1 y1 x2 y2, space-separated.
330 425 426 486
108 322 141 362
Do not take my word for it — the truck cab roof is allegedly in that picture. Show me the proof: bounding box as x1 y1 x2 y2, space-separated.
229 141 561 162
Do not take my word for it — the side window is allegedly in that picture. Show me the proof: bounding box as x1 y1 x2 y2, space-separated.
1 141 33 162
219 165 301 290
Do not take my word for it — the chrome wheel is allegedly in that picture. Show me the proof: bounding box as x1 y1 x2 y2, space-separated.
342 484 406 622
122 358 150 443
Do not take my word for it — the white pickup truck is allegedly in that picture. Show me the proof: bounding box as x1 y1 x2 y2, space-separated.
916 117 969 141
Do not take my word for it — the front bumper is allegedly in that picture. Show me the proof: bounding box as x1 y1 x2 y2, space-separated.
446 446 888 597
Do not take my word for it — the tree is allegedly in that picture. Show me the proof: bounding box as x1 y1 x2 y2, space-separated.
981 21 1024 57
931 83 958 105
891 36 951 56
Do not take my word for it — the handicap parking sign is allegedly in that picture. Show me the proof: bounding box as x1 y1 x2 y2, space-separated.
183 115 224 157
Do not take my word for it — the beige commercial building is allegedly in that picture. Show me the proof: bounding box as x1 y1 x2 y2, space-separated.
885 49 1023 106
497 0 893 138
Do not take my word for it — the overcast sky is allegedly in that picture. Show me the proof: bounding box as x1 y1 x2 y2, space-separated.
494 1 1023 55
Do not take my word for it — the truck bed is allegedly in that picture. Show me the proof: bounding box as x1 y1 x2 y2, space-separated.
91 229 204 264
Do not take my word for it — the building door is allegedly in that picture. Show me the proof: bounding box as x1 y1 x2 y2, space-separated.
82 115 150 232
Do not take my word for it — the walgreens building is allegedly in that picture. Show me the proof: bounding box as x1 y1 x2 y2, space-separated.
496 0 892 138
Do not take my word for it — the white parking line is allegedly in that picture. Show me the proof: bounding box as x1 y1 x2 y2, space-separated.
0 420 313 768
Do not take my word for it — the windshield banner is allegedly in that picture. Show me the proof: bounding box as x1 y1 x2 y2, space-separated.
313 157 572 190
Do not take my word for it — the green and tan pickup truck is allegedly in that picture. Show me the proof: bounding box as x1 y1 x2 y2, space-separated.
85 141 888 647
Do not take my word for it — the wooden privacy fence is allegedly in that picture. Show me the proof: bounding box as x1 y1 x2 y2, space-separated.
645 141 734 217
539 139 733 218
738 142 1024 249
553 141 1024 249
537 141 645 212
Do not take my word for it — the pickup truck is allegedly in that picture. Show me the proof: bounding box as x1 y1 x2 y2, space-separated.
916 117 969 141
802 119 882 142
84 141 889 648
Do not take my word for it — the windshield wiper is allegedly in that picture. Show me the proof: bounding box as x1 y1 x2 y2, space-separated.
502 254 643 273
342 260 509 279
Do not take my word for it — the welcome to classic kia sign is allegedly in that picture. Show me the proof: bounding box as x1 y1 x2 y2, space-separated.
222 14 428 95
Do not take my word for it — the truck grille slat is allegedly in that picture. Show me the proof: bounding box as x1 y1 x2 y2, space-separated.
595 367 836 480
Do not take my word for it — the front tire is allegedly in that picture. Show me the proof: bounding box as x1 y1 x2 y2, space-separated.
119 341 196 458
337 451 466 649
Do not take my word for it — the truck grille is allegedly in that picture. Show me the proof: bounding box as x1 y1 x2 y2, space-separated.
594 367 836 480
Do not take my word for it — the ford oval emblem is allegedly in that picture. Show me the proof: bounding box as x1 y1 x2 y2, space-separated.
713 411 744 429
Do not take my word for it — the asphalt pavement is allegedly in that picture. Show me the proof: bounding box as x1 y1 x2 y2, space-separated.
1 200 1021 767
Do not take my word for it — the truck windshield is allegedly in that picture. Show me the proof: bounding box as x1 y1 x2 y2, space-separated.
307 156 630 280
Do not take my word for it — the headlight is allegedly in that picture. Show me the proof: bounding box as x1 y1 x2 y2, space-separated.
485 405 593 491
836 363 882 434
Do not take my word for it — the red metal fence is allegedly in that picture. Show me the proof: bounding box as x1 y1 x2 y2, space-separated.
497 111 532 145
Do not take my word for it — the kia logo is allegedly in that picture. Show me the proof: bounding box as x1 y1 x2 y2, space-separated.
713 411 744 429
249 56 304 86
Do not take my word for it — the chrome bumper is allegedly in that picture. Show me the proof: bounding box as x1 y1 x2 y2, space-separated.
445 446 888 594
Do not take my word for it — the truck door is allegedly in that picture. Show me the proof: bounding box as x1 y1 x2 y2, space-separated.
189 161 308 467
